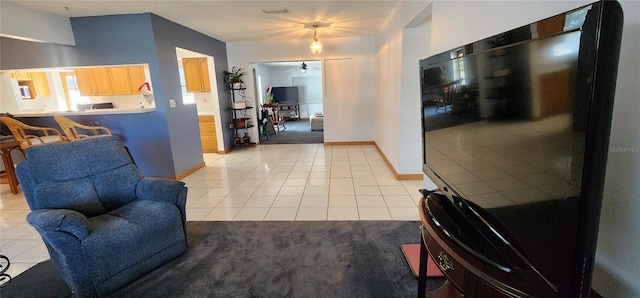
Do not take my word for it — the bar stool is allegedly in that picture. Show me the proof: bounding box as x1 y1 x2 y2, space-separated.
0 116 66 150
0 136 22 194
54 116 112 141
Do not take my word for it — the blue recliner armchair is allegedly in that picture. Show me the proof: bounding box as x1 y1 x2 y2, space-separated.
16 136 188 297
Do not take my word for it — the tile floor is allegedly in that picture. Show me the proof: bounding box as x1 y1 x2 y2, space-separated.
0 143 425 281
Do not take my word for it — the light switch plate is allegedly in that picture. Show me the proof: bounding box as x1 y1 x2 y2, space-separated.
169 99 176 108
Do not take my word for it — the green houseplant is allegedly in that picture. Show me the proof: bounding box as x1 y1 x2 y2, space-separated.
223 67 246 89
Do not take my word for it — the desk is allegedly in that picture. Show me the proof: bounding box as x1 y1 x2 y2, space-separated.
0 139 22 194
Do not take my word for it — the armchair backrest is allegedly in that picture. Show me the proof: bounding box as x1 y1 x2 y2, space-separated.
16 136 142 217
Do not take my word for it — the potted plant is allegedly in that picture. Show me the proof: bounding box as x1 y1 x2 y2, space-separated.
223 67 246 89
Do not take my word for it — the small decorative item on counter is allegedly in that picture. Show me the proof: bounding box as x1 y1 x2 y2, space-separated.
138 82 154 106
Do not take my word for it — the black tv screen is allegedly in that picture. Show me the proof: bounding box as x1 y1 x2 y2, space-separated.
420 1 622 297
272 86 299 103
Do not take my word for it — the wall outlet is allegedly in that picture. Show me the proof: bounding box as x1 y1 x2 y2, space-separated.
169 99 176 108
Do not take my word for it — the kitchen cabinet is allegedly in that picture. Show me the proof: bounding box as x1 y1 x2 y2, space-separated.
12 72 32 81
75 68 113 96
110 66 145 95
29 72 50 98
76 66 145 96
92 68 113 95
74 68 95 96
198 115 218 153
183 58 211 93
11 71 50 98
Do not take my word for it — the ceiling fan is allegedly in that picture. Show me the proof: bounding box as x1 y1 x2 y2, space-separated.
286 61 320 73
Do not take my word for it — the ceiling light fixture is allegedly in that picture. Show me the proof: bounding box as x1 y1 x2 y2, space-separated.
309 25 323 55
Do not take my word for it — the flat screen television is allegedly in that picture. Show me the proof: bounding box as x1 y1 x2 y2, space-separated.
419 1 622 296
272 86 299 104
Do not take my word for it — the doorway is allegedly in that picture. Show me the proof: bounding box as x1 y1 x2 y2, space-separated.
176 47 223 153
254 60 324 144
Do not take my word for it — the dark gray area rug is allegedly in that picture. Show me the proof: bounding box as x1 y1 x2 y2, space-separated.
261 120 324 144
1 221 445 297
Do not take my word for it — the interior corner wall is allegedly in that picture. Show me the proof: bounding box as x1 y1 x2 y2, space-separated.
375 1 432 175
69 14 179 177
430 1 640 297
398 19 431 175
226 36 376 143
148 14 229 174
0 1 75 45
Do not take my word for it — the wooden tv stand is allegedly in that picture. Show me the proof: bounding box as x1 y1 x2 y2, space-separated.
417 194 533 298
276 102 300 121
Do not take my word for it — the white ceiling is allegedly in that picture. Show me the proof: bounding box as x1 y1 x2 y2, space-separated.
9 0 402 42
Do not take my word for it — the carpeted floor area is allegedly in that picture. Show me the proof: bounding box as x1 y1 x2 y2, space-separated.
0 221 445 297
260 120 324 144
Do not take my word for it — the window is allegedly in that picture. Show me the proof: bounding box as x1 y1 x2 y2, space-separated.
178 64 195 105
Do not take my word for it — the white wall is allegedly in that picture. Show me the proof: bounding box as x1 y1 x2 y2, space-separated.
399 7 432 174
429 1 640 297
226 36 376 142
0 72 66 113
0 1 75 45
0 74 22 112
594 1 640 297
375 1 432 175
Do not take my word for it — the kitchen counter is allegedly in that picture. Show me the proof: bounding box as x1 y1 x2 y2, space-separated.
11 108 156 117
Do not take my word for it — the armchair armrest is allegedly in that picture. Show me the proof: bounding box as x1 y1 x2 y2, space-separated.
26 209 90 240
136 177 186 205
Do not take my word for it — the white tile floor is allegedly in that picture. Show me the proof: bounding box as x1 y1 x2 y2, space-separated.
0 143 424 281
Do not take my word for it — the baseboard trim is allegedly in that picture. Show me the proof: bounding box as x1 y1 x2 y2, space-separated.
396 173 423 180
324 141 375 146
175 161 205 180
324 141 422 181
373 143 422 180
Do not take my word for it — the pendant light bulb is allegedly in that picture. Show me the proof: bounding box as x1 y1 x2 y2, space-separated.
309 25 323 55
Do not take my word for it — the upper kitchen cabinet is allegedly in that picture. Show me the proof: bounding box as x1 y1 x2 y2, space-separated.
12 72 32 81
75 66 147 96
29 72 51 97
75 67 113 96
10 71 51 98
182 58 211 93
110 66 146 95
